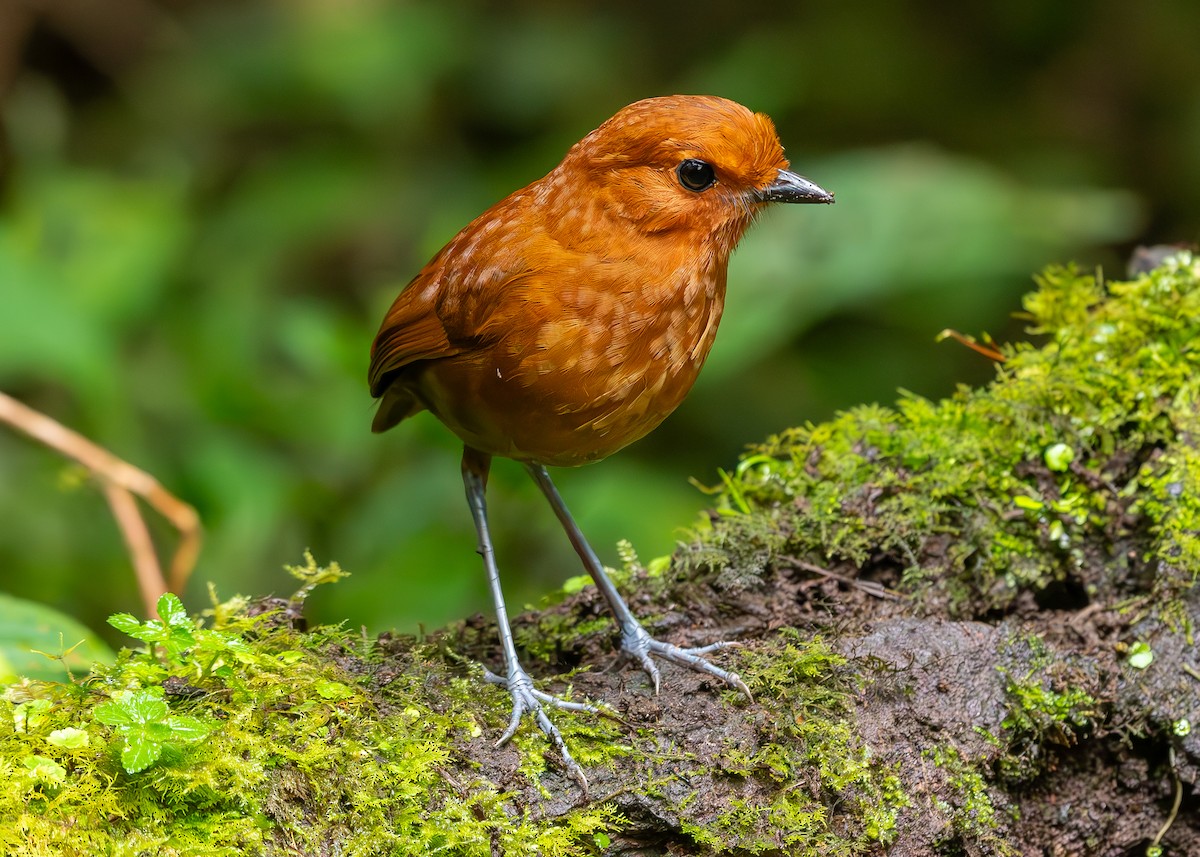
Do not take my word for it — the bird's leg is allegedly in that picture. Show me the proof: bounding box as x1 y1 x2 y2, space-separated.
524 463 752 700
461 448 594 793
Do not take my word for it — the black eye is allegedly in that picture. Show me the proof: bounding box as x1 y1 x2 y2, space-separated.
677 158 716 192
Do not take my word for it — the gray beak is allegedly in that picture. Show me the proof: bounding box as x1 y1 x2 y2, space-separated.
755 169 834 204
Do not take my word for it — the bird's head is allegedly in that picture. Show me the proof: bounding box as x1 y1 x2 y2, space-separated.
549 95 832 252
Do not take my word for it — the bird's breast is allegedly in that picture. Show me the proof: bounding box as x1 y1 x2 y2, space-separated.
418 262 727 465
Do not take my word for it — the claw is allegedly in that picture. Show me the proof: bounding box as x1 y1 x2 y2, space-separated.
524 464 754 706
619 622 753 702
628 649 661 695
481 666 593 796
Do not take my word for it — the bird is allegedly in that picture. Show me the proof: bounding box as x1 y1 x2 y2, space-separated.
368 95 833 790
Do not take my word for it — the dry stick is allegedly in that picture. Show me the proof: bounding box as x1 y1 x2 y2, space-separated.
102 481 167 618
783 555 904 601
0 390 201 617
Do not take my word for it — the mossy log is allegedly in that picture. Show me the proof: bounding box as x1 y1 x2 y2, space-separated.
4 257 1200 856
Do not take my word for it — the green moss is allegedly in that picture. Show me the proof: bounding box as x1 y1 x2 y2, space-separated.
994 635 1098 783
689 254 1200 614
928 745 1015 855
1 556 630 856
2 556 906 856
693 633 907 854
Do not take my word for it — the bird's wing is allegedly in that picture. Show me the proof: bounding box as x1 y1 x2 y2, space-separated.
368 263 482 435
368 253 539 433
369 188 555 401
368 236 537 392
368 273 458 398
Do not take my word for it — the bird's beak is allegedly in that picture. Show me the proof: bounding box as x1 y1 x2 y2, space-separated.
754 169 834 204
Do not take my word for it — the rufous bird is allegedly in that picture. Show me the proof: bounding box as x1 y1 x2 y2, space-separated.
369 95 833 790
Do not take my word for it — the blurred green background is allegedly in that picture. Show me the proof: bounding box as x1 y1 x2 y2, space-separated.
1 0 1197 645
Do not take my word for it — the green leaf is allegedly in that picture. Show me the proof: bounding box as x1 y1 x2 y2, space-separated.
120 735 164 774
165 715 211 743
144 720 179 743
127 691 170 724
160 625 198 656
95 689 169 727
94 701 136 728
1127 641 1154 669
13 699 52 732
107 613 144 638
0 593 114 683
1044 443 1075 472
47 727 89 749
23 755 67 783
560 574 590 595
156 593 189 628
313 680 354 700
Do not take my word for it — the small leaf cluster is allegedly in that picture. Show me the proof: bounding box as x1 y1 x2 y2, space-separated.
93 686 211 773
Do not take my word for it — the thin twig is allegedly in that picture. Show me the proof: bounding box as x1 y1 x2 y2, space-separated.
0 390 202 616
937 328 1006 362
102 482 165 618
782 556 905 601
1148 747 1182 854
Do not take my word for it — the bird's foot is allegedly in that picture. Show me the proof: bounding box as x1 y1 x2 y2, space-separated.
481 666 602 796
619 621 753 701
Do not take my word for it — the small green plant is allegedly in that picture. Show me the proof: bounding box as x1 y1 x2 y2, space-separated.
93 687 211 773
96 592 240 772
999 638 1095 744
1126 641 1154 669
994 638 1098 784
1001 676 1096 743
285 550 351 602
108 592 197 658
108 591 258 688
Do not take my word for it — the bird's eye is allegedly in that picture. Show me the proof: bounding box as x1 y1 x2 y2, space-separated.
677 159 717 192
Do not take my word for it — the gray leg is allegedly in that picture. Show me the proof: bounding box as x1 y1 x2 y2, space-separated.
462 448 594 793
524 462 752 700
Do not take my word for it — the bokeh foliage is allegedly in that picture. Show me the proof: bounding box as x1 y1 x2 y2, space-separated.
0 0 1197 642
